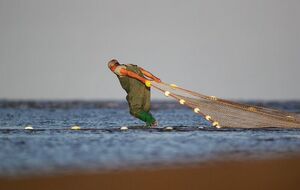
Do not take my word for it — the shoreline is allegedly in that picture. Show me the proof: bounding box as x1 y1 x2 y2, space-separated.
1 157 300 190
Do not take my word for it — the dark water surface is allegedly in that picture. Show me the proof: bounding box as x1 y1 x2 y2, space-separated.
0 101 300 176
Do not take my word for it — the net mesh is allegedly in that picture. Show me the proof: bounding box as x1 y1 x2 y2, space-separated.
152 81 300 129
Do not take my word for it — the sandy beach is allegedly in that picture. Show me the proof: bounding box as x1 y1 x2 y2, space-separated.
1 157 300 190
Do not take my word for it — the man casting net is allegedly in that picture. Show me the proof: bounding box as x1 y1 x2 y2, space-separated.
108 59 300 129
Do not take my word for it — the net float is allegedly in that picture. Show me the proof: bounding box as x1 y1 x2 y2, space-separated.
164 126 173 130
205 115 212 121
209 96 218 101
120 126 128 130
170 84 178 88
164 91 171 97
24 125 33 130
212 121 219 127
248 107 257 112
179 99 185 105
194 108 200 113
71 125 81 130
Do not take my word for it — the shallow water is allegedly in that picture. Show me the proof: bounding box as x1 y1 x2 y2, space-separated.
0 101 300 176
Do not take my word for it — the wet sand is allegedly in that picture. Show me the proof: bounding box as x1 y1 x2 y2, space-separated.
1 157 300 190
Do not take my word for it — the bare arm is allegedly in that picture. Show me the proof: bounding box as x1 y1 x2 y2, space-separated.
120 68 148 84
139 67 161 82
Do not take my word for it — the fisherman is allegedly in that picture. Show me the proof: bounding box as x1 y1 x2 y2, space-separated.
108 59 161 127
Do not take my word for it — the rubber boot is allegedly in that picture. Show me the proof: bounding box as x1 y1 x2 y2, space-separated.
136 111 156 126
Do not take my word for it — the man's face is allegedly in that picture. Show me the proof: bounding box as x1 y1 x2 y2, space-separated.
108 61 119 71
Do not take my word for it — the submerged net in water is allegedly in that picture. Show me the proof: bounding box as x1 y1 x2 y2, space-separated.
152 81 300 129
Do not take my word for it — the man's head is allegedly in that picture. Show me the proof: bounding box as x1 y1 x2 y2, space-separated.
107 59 120 71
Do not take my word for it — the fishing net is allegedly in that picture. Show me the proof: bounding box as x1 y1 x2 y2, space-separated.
152 81 300 129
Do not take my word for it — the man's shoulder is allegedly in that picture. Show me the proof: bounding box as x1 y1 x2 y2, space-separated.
114 65 127 76
126 64 139 67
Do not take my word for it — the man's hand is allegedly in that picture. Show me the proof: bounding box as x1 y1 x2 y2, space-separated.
154 77 161 83
145 80 151 87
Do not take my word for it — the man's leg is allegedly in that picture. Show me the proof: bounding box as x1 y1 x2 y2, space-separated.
143 86 158 126
127 93 155 126
143 86 151 112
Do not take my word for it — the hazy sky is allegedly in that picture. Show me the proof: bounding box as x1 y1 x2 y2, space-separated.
0 0 299 100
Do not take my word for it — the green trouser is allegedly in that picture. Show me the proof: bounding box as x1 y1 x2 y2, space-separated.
126 86 156 126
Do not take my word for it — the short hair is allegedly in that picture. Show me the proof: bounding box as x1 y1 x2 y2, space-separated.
107 59 119 68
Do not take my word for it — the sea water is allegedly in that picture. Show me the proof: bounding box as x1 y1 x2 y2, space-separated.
0 100 300 176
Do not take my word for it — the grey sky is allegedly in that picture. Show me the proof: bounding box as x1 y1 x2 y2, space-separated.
0 0 299 100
